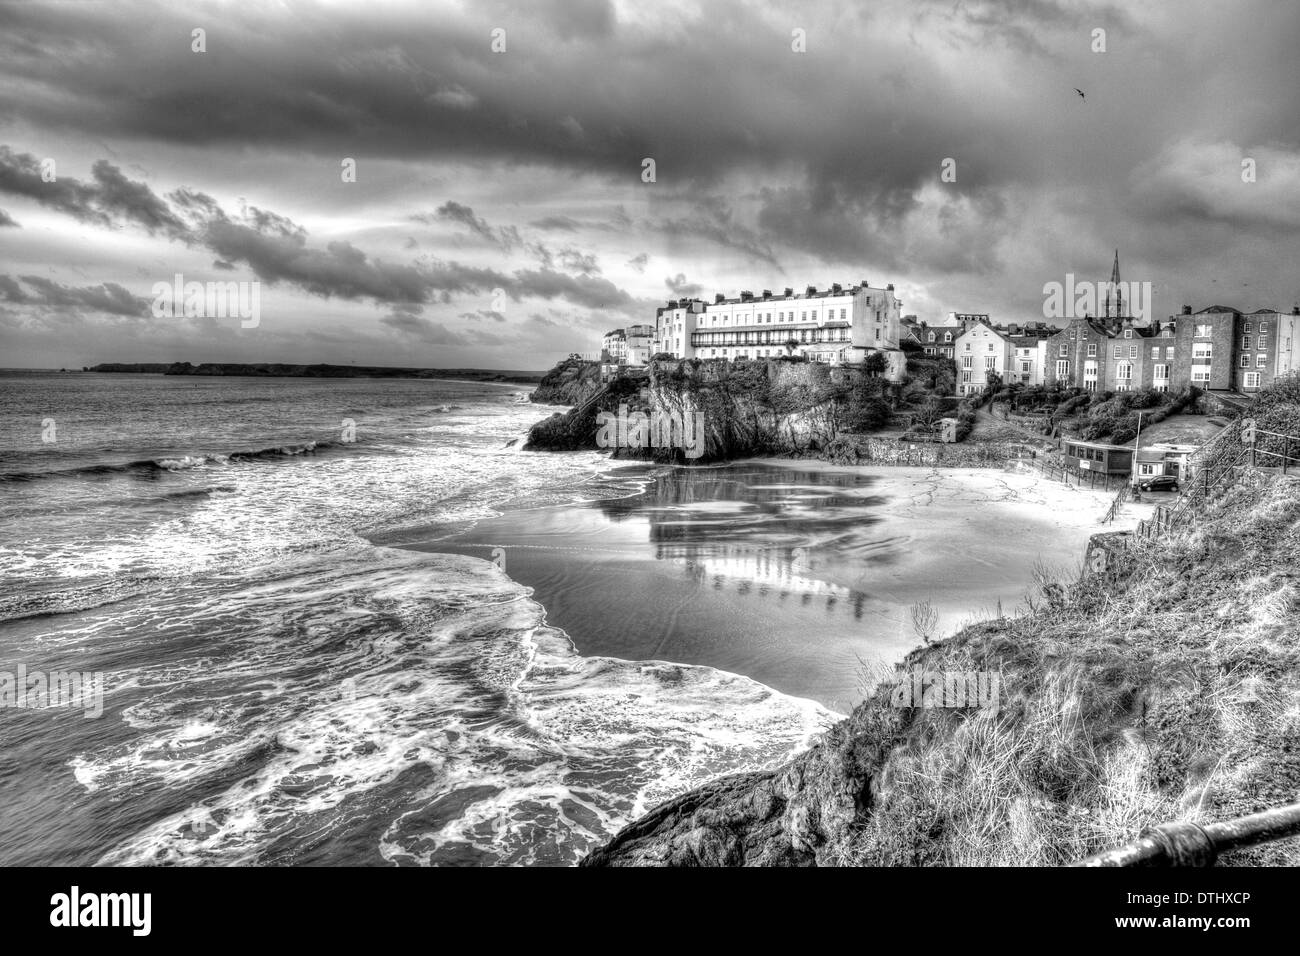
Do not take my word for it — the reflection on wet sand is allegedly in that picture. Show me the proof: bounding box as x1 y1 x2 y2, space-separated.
420 461 1107 710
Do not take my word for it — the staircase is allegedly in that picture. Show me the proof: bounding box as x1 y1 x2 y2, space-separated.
1138 415 1299 538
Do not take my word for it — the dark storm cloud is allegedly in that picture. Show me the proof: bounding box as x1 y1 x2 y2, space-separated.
665 273 703 297
556 248 600 275
0 152 652 314
415 201 516 248
0 274 150 316
0 148 189 238
511 269 641 310
3 0 1299 357
530 216 581 232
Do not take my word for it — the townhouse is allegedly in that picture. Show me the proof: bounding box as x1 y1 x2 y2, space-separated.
651 279 906 378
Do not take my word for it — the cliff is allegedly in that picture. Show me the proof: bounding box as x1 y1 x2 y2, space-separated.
525 358 898 462
528 357 604 405
584 380 1300 866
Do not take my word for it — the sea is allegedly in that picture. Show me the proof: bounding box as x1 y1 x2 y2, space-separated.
0 372 832 866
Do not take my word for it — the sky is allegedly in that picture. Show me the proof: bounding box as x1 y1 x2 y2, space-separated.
1 0 1298 370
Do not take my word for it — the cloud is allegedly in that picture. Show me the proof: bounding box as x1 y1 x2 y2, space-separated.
0 208 17 227
665 272 702 297
625 252 648 272
531 216 581 231
0 274 151 316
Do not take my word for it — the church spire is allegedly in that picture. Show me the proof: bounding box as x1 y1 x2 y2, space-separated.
1104 248 1124 320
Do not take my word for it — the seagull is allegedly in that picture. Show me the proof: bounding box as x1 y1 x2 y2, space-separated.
1074 88 1086 100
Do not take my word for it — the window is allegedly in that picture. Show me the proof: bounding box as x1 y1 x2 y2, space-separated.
988 343 995 352
1123 330 1132 338
944 332 953 342
1151 347 1159 359
1088 343 1098 357
962 356 972 368
1129 346 1138 358
1191 369 1211 383
1195 324 1212 337
1166 346 1174 359
801 312 807 320
840 309 847 320
1257 354 1267 368
1193 344 1212 360
1059 344 1068 357
1117 363 1132 380
961 371 972 383
985 356 996 369
1244 322 1254 333
1153 364 1168 380
1056 360 1070 378
1113 345 1122 358
1244 372 1261 388
1240 355 1250 368
1243 335 1252 349
927 332 935 342
1021 361 1031 372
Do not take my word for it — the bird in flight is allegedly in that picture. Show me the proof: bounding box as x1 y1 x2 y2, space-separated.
1074 88 1086 100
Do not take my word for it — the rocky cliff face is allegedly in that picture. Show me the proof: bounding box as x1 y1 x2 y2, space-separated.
525 358 878 462
529 358 604 406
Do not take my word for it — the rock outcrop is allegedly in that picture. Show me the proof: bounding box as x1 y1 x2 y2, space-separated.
529 357 604 406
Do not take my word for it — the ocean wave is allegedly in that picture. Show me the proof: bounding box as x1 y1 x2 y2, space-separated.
0 440 352 483
71 548 832 866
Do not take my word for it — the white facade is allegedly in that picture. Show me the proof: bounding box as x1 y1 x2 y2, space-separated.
954 321 1012 396
602 324 656 366
1275 313 1300 380
653 281 903 372
1008 337 1048 386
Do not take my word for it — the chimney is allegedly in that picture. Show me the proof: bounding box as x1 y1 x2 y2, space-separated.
805 285 817 296
831 282 842 293
861 279 869 287
715 293 725 304
886 283 895 291
740 290 753 302
784 287 794 297
762 289 772 299
1293 304 1299 315
1182 305 1192 315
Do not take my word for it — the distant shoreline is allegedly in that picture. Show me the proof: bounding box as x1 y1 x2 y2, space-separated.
70 362 545 384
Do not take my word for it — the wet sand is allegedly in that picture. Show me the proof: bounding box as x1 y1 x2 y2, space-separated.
384 460 1117 712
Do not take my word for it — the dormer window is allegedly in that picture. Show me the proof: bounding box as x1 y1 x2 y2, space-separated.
1123 330 1132 338
944 332 952 342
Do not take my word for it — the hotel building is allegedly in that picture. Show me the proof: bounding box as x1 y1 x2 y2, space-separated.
652 280 905 377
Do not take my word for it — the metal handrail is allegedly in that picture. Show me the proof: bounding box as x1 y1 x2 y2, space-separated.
1073 802 1300 866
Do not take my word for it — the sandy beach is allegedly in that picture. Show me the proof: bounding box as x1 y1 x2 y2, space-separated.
386 460 1129 712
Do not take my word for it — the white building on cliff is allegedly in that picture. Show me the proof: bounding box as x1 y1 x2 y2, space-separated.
652 280 905 378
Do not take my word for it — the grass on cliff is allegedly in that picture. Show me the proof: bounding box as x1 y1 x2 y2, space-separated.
835 469 1300 866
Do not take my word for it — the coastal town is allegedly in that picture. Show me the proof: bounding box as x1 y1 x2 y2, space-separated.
586 252 1300 489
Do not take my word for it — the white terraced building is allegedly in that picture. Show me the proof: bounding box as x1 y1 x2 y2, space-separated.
601 324 655 366
652 280 905 376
